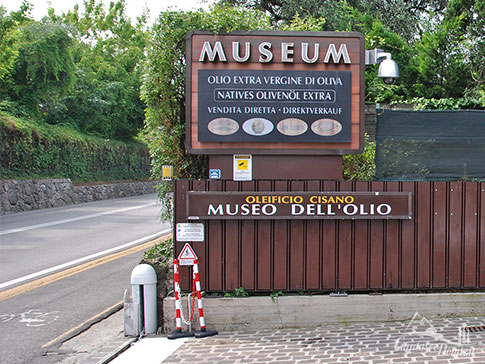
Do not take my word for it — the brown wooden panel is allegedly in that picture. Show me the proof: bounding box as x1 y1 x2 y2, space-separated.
369 181 385 289
273 180 289 290
224 181 240 291
354 181 369 289
337 181 352 290
401 182 415 289
175 179 189 221
385 182 400 289
480 183 485 288
322 180 337 289
191 180 207 290
256 180 272 290
305 180 321 290
208 180 223 291
241 182 257 290
209 155 342 180
252 155 343 180
432 182 447 288
416 182 432 288
175 180 190 290
448 182 463 288
463 182 478 287
337 220 352 290
289 181 305 290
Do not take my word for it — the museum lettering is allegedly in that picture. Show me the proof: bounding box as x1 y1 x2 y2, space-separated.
206 202 393 217
199 41 352 64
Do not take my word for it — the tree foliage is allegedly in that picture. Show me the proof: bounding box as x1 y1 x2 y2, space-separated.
1 3 76 118
8 21 75 116
141 5 271 181
0 0 148 140
46 0 149 140
220 0 485 106
0 2 32 79
220 0 448 41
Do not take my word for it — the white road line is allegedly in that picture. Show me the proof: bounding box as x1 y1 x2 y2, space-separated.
0 229 171 290
0 202 158 236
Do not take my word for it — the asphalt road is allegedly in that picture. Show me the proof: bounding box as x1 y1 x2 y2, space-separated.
0 194 171 364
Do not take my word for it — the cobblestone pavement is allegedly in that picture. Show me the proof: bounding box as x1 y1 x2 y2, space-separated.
163 317 485 363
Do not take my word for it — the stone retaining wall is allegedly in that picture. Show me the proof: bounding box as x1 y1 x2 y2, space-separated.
163 293 485 333
1 179 158 215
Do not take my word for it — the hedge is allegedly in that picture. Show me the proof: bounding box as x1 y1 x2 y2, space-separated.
0 112 151 182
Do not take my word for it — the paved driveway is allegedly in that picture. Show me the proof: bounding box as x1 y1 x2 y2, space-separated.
163 317 485 363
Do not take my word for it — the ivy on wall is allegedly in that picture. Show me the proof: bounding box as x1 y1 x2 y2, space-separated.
0 113 151 182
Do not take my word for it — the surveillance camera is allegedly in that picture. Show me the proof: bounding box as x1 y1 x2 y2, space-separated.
378 58 399 85
381 77 396 85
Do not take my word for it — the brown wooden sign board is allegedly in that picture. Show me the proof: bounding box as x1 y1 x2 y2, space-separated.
187 192 413 220
186 31 365 155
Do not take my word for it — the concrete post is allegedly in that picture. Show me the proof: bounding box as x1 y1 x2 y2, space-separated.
131 264 158 334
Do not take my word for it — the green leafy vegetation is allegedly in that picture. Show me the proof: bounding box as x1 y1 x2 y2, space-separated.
396 95 485 110
0 112 150 181
219 0 484 106
223 287 248 297
270 291 284 303
234 287 249 297
0 1 151 182
140 236 174 300
141 5 272 210
141 5 272 182
343 134 376 181
0 0 148 141
143 238 174 260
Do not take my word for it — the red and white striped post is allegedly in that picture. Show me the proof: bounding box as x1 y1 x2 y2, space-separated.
167 259 194 339
193 259 218 338
173 259 182 332
193 260 206 330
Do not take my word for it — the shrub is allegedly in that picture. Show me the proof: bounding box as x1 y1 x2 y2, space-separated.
0 112 150 181
343 134 376 181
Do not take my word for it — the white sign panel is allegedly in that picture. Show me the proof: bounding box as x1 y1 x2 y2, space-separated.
233 154 252 181
176 223 205 242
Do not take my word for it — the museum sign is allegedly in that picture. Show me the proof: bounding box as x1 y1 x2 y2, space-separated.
186 31 365 155
187 192 413 220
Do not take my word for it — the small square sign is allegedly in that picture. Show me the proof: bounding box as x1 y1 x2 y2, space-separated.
209 169 221 179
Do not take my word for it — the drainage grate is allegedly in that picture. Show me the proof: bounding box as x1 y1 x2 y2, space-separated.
463 325 485 333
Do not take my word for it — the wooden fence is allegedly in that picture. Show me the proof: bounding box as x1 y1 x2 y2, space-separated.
175 180 485 292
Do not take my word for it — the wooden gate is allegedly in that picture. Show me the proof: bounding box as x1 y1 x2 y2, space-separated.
175 180 485 292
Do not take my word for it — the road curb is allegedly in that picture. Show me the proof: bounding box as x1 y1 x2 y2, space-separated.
97 337 138 364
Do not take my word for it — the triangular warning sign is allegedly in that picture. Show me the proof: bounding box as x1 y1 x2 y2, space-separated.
178 243 198 265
